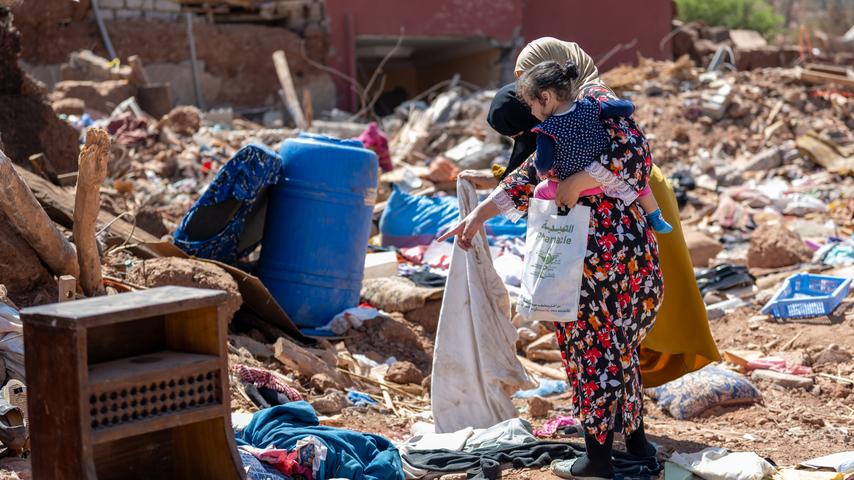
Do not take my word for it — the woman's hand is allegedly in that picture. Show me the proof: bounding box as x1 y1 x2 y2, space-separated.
437 200 500 250
458 169 499 190
555 176 582 210
555 171 600 210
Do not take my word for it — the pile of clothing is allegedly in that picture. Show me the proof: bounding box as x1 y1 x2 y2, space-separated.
235 401 404 480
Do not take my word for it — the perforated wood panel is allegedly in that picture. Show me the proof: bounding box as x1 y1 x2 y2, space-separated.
89 370 221 431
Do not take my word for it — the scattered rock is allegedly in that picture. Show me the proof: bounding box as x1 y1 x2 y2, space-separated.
741 147 782 172
159 106 201 136
704 292 724 304
310 390 349 415
684 228 723 268
385 361 424 385
814 344 852 366
230 334 274 361
134 206 169 238
527 396 553 418
310 373 341 393
379 315 421 346
747 223 812 269
126 257 242 322
707 307 725 321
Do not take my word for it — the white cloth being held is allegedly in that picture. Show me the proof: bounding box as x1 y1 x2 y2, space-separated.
430 179 534 434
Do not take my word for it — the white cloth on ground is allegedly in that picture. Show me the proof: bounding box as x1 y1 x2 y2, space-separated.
669 447 776 480
464 418 538 452
430 178 534 434
397 417 539 479
801 451 854 474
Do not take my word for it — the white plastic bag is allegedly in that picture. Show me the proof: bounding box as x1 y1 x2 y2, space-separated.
517 199 590 323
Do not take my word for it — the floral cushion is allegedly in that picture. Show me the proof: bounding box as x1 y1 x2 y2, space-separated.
646 365 760 420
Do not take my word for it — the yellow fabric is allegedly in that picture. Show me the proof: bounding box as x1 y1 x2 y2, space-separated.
639 166 721 387
514 37 601 100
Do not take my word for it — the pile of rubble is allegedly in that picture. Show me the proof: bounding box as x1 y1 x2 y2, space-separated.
0 6 854 474
670 20 854 70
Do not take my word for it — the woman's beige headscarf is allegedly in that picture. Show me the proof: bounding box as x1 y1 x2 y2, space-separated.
515 37 602 101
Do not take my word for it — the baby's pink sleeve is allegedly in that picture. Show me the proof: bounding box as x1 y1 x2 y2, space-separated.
533 179 558 200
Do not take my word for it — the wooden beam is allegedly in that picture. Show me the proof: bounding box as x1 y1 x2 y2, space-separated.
0 150 80 277
272 50 307 130
13 165 158 245
73 128 110 296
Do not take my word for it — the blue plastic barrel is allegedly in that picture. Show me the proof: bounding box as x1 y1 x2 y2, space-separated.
258 133 378 328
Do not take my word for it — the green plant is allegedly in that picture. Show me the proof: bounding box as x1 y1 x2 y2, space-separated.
676 0 785 37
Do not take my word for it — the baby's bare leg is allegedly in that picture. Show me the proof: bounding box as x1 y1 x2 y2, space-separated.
638 193 659 214
639 193 672 233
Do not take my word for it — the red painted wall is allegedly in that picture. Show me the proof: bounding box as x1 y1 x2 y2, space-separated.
521 0 674 70
325 0 673 109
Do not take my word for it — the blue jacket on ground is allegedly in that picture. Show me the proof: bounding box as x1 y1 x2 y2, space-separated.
236 401 405 480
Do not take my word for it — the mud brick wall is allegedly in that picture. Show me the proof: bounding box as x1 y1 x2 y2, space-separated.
95 0 182 22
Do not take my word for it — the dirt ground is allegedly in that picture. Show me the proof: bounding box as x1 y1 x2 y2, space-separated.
300 296 854 479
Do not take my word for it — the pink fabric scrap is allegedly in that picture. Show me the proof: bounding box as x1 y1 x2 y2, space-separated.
106 112 150 145
745 357 812 376
533 415 579 437
232 364 303 402
357 122 393 173
400 245 429 264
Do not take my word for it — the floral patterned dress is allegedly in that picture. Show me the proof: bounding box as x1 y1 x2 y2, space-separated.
490 84 664 444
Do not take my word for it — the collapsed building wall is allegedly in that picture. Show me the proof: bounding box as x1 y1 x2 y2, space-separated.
0 8 79 174
12 0 335 110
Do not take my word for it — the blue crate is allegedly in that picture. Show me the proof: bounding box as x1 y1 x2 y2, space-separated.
760 273 851 319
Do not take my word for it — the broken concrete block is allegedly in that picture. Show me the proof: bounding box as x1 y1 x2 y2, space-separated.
52 97 85 116
741 147 782 172
747 223 813 269
310 390 349 415
385 361 424 385
310 373 341 393
527 396 553 419
51 80 135 115
751 369 813 389
230 334 274 362
730 29 768 51
700 82 734 120
684 228 723 268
